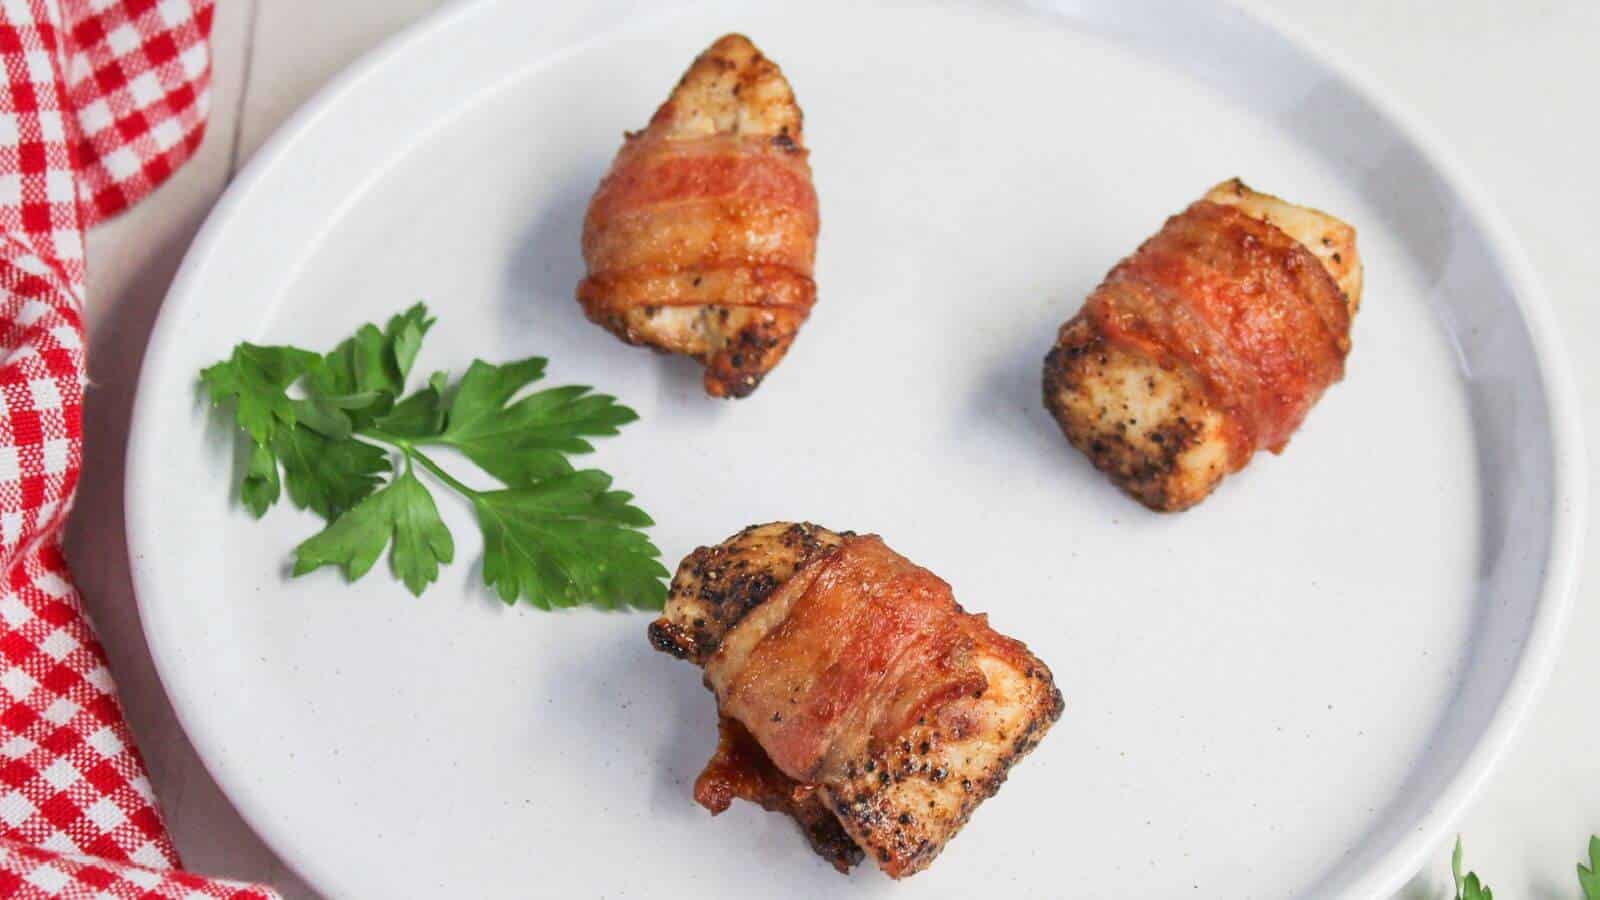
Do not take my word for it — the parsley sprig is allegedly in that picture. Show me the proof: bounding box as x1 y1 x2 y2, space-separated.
1582 836 1600 899
1451 835 1600 900
201 303 668 610
1453 837 1494 900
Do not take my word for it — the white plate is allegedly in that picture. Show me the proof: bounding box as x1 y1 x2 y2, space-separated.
127 1 1583 897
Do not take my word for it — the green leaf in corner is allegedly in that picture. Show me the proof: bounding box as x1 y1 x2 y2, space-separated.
200 343 321 444
1453 836 1464 895
292 467 454 596
472 469 667 610
240 441 281 518
272 425 390 521
432 358 639 486
1453 837 1493 900
1579 836 1600 899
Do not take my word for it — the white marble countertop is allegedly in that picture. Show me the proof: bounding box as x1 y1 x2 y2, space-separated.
63 2 1599 896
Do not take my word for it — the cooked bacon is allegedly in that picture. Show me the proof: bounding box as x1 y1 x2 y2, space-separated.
1090 199 1350 459
1044 180 1362 510
651 524 1062 879
705 535 987 783
577 34 819 398
693 717 864 873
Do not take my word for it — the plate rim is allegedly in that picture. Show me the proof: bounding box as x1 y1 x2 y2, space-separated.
124 1 1587 896
1237 2 1586 896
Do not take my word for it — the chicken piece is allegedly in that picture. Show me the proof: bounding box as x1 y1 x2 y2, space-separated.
578 34 819 398
649 523 1063 879
1203 179 1363 307
1042 179 1362 511
649 521 846 666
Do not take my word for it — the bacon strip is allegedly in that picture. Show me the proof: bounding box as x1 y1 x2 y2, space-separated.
1085 200 1350 463
581 135 819 281
704 536 987 784
693 717 865 873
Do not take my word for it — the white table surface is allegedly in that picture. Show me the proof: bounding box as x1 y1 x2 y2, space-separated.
62 1 1600 897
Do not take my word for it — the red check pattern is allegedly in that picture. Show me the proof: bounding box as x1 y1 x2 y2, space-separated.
64 0 213 224
0 0 277 897
0 838 271 899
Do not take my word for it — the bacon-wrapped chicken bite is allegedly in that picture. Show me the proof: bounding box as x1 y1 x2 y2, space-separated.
650 523 1063 878
578 34 819 398
1043 179 1363 511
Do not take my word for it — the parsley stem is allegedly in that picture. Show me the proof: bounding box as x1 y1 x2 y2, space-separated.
405 447 478 498
356 428 479 498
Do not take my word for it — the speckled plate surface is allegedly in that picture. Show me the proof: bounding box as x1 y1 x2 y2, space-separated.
127 1 1582 897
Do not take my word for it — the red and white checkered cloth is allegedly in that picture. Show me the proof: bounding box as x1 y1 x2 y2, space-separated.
0 0 276 896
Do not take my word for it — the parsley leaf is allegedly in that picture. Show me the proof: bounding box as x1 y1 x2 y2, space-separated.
473 470 668 610
201 343 321 444
304 303 436 433
202 303 665 609
1580 836 1600 899
372 371 449 438
241 441 281 518
273 423 391 521
389 305 431 377
427 359 639 486
289 395 361 441
1444 836 1600 900
292 466 454 595
1461 872 1492 900
1453 838 1494 900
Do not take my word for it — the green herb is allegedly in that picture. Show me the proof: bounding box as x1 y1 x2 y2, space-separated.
1453 837 1493 900
291 466 453 596
1448 835 1600 900
1581 835 1600 900
201 303 667 610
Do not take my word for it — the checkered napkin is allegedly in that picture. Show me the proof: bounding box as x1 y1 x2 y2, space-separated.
0 0 275 896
